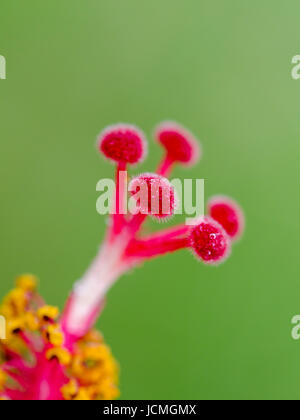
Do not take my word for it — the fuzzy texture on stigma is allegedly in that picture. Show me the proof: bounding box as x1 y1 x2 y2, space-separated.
63 122 243 344
208 196 244 240
0 121 244 400
98 124 147 165
0 275 119 401
155 121 201 166
189 218 231 264
129 173 177 219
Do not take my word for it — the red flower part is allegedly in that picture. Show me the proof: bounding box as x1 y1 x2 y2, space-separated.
0 277 119 401
98 124 147 237
155 121 201 176
124 225 191 260
98 123 147 165
129 173 177 220
124 236 188 260
0 122 244 400
124 218 230 265
189 218 231 264
208 196 244 240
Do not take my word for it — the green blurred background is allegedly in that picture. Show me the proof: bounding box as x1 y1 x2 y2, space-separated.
0 0 299 400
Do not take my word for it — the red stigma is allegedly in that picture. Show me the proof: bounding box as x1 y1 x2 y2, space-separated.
99 124 147 165
129 173 176 219
155 121 200 166
208 196 244 240
189 218 230 264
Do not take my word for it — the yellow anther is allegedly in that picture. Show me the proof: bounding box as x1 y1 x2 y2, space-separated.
92 378 120 400
37 306 59 322
82 330 103 344
24 312 39 331
0 281 120 401
82 344 110 362
3 288 27 316
73 388 91 400
0 369 6 391
46 347 71 366
16 274 37 292
6 318 25 337
0 303 14 319
70 337 119 389
61 379 78 400
86 377 120 400
44 324 64 346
